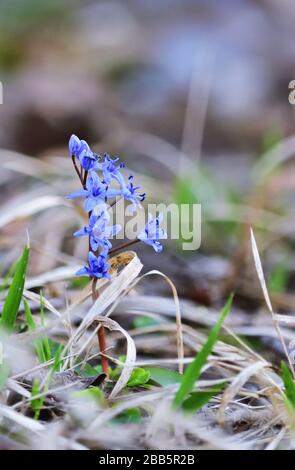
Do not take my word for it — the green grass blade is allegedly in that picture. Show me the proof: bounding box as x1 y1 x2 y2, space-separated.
182 383 226 413
0 362 9 391
173 293 233 409
35 339 47 363
52 344 63 373
281 361 295 410
39 291 51 361
31 379 44 420
0 246 29 332
24 299 36 331
0 260 17 293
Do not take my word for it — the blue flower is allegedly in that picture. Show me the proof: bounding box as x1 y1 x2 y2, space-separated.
79 149 99 171
69 134 82 156
120 175 146 214
69 134 98 171
96 153 146 212
137 213 167 253
76 251 110 279
67 171 120 212
98 153 125 184
73 210 121 252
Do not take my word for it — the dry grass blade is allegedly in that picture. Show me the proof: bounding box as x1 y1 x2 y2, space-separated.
250 228 295 378
78 251 143 333
61 251 142 370
0 196 67 228
25 266 82 289
23 290 61 318
0 404 44 433
127 270 184 374
217 361 267 425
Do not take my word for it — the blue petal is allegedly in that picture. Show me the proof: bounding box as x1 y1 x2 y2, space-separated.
75 267 89 277
66 189 88 199
89 213 98 227
90 236 99 252
69 134 81 156
88 170 101 189
153 241 163 253
84 197 99 213
73 227 88 237
88 251 98 265
106 188 122 198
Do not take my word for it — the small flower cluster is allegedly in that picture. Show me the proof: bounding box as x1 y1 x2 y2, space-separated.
67 135 166 279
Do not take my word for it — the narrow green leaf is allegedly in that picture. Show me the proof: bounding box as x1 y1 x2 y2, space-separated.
52 344 63 373
31 379 44 420
146 367 182 386
173 294 233 409
133 316 161 328
182 383 226 413
0 246 29 332
39 291 51 362
281 361 295 410
0 260 17 293
35 339 47 363
0 362 9 391
24 299 36 331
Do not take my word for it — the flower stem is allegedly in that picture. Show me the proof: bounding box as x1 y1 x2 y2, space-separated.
109 196 122 208
92 279 109 378
72 151 109 379
109 238 140 255
71 155 84 186
83 170 88 187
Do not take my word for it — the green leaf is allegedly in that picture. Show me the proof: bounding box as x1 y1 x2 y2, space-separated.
52 344 63 373
0 362 9 390
24 299 36 331
112 407 142 424
269 261 288 294
173 294 233 409
0 260 17 293
281 361 295 410
34 339 47 363
0 246 29 332
133 316 161 328
146 367 182 386
78 363 102 377
39 291 51 362
69 276 89 290
127 368 150 387
174 177 197 205
73 387 104 405
31 379 44 420
182 383 226 413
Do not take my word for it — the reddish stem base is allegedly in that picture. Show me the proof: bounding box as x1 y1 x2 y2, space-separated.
97 325 109 378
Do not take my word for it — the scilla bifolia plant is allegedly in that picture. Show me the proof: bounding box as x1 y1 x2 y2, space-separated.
67 135 166 378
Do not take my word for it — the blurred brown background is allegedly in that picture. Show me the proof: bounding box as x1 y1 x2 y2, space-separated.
1 0 295 156
1 0 295 305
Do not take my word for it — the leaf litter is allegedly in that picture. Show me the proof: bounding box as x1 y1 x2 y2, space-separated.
0 148 295 450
